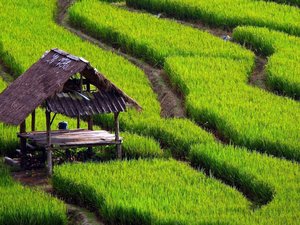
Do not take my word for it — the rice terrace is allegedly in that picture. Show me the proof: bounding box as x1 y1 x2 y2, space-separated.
0 0 299 224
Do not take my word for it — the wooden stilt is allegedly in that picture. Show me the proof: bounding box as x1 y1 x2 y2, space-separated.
88 116 93 131
46 110 52 176
31 110 36 131
114 112 122 159
86 82 93 157
86 115 93 157
20 120 27 168
77 115 80 129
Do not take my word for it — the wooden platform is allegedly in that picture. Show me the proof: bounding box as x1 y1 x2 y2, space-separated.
18 129 122 149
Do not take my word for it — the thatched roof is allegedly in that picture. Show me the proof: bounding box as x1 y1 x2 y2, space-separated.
0 48 141 126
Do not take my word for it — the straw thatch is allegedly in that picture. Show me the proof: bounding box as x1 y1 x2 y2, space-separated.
0 48 141 125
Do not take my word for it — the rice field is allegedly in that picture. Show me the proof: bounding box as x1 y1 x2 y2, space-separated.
0 0 299 224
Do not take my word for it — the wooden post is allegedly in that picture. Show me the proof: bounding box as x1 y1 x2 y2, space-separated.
46 110 52 176
86 115 93 157
77 116 80 129
31 110 36 131
88 116 93 130
77 75 84 129
20 120 27 168
114 112 122 159
86 82 93 157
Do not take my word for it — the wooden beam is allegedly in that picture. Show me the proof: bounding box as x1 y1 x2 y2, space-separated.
31 110 36 131
114 112 122 159
20 120 27 168
46 110 52 176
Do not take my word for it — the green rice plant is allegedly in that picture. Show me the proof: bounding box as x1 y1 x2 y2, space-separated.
189 142 300 224
0 162 67 225
0 0 215 159
53 159 252 225
126 0 300 36
1 1 299 224
233 26 300 99
165 56 300 161
121 132 164 159
68 0 300 161
68 0 253 66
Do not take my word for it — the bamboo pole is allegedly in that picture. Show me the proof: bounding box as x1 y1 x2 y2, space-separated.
31 110 36 131
114 112 122 159
46 110 52 176
20 120 27 168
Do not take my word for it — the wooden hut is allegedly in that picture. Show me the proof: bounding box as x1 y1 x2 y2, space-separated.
0 48 141 175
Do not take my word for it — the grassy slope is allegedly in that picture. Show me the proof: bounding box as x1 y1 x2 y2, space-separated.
0 0 299 224
126 0 300 36
233 26 300 99
165 56 300 160
53 159 251 225
69 0 300 161
190 143 300 224
0 162 67 225
0 0 215 159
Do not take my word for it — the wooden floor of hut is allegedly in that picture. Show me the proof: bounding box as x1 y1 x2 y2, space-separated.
18 129 121 148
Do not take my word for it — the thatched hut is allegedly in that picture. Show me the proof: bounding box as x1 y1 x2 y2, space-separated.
0 48 141 175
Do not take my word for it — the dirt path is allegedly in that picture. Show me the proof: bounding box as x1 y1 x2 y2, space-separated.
12 169 105 225
56 0 186 118
250 56 268 89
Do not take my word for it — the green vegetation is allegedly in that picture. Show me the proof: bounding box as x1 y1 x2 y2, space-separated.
122 132 164 159
68 0 300 161
190 143 300 224
0 0 216 160
165 56 300 161
69 0 253 66
126 0 300 36
233 26 300 99
0 0 299 224
53 159 251 225
0 162 67 225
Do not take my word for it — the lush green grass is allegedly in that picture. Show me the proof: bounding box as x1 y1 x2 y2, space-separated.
53 159 251 225
68 0 300 161
0 162 67 225
233 26 300 99
189 143 300 224
68 0 253 66
0 0 215 160
165 56 300 161
121 132 164 159
126 0 300 36
1 1 300 224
